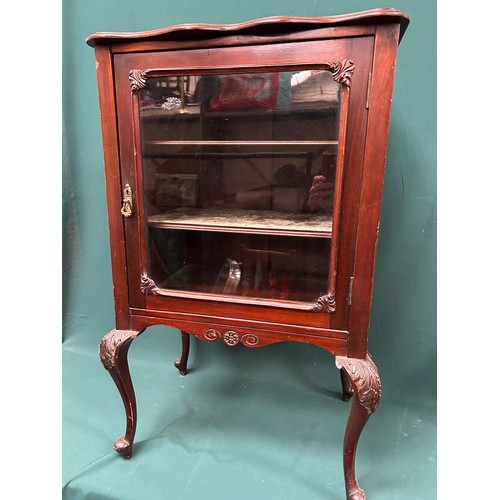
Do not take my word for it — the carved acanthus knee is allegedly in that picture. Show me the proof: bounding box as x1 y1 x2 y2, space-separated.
335 354 381 413
99 329 139 372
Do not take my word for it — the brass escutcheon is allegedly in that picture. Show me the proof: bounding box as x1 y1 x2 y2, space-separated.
120 184 133 217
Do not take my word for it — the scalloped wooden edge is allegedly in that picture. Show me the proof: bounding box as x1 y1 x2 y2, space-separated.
86 8 409 46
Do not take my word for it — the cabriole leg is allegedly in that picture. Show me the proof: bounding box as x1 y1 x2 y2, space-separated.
99 329 142 459
174 330 190 375
335 354 381 500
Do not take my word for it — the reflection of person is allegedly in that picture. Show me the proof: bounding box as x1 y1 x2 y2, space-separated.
306 175 334 212
272 163 334 213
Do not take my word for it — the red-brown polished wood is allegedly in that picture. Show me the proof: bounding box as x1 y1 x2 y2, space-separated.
89 9 409 499
93 46 131 330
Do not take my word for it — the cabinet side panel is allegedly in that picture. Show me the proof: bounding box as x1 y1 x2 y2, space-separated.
94 45 130 328
348 24 401 357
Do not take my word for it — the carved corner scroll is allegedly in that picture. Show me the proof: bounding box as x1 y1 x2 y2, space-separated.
130 61 354 92
311 293 336 313
326 59 355 87
129 69 151 92
140 275 160 295
335 355 381 413
203 328 259 347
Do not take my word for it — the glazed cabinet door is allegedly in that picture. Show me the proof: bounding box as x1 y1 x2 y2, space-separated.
113 35 374 330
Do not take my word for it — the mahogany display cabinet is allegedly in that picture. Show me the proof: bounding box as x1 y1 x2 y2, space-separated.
87 8 409 499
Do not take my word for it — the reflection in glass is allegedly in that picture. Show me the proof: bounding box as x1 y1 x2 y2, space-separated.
138 70 341 302
148 229 331 302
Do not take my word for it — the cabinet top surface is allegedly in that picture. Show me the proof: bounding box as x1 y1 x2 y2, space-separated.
86 8 409 47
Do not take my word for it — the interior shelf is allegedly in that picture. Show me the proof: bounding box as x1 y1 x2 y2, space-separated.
139 104 340 120
148 207 332 237
144 140 338 147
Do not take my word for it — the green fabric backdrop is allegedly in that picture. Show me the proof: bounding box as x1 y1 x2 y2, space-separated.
63 1 436 498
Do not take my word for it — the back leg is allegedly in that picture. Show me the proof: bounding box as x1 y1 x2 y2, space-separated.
174 330 190 375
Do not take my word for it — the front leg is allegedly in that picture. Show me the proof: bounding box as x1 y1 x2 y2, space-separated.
99 329 142 459
335 354 381 500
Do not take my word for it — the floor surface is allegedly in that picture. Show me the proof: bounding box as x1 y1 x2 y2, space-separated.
62 326 436 499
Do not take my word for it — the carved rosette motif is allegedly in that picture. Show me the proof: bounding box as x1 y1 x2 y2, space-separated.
202 328 259 347
223 330 239 346
326 59 355 87
140 275 159 295
99 330 137 371
129 69 150 92
335 355 381 413
311 293 336 313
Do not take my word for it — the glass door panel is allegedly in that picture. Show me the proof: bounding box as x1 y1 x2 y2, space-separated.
138 70 342 303
148 230 331 302
138 71 341 141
